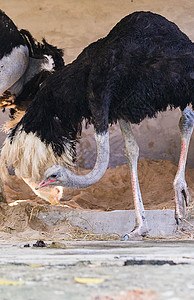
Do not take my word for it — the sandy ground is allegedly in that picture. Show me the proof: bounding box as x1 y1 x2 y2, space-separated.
1 159 194 242
4 159 194 211
0 0 194 240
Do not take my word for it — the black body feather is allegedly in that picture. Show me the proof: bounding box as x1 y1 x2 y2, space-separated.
9 11 194 157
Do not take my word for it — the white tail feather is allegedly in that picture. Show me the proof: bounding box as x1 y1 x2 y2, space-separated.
0 127 74 182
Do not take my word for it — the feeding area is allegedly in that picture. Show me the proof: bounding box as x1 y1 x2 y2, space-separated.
0 1 194 299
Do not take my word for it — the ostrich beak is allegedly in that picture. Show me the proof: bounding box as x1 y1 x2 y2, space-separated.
35 179 57 190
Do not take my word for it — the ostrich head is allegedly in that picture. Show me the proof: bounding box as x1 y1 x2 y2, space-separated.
35 130 110 191
35 165 70 189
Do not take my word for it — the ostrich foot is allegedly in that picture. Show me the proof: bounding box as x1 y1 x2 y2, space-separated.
53 186 63 206
122 224 148 240
174 178 190 224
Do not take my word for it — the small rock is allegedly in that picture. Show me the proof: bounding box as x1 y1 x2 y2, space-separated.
33 240 46 247
48 242 67 249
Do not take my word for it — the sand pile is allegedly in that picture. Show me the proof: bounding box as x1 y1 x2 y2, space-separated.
4 159 194 211
60 159 194 211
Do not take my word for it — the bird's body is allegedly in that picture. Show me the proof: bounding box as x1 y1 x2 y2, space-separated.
12 11 194 138
1 11 194 238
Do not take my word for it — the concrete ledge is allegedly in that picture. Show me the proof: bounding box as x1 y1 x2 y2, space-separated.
38 209 177 237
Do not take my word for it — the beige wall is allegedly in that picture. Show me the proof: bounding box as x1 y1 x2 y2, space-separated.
0 0 193 167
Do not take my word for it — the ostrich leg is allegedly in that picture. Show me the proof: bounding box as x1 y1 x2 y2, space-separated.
174 106 194 224
0 176 6 203
119 119 148 239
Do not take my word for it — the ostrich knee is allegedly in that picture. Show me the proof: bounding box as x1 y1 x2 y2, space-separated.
174 107 194 223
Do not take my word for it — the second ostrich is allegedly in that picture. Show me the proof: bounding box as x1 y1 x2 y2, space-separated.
0 9 64 203
1 11 194 239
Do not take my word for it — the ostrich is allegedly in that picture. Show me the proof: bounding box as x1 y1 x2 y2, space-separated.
0 9 64 202
1 11 194 239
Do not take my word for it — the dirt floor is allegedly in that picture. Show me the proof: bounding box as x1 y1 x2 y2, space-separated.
0 159 194 242
4 159 194 211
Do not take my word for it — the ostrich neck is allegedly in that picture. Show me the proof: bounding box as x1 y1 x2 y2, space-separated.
8 57 50 96
23 57 48 84
63 129 110 189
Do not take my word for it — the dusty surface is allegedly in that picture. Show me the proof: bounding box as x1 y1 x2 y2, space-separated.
0 240 194 300
0 202 97 242
1 159 194 242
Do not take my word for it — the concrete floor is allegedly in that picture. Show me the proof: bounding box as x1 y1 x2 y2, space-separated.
38 209 178 237
0 240 194 300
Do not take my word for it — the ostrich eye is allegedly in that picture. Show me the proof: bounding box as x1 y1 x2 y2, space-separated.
52 174 57 178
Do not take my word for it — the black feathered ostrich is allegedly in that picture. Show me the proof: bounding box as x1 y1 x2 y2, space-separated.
0 9 64 201
0 9 64 119
1 11 194 239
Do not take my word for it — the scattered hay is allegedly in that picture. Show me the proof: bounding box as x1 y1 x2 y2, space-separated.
0 202 120 242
